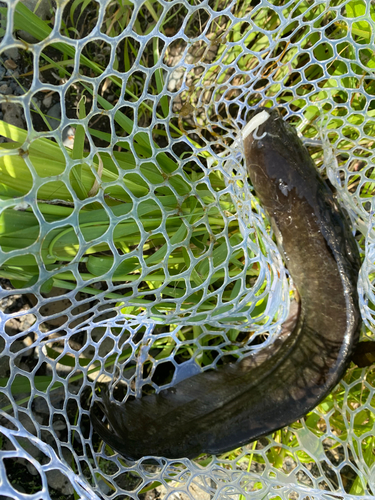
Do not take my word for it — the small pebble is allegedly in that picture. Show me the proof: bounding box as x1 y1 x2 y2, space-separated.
0 84 12 95
4 59 18 70
46 469 74 496
3 47 20 61
42 94 53 108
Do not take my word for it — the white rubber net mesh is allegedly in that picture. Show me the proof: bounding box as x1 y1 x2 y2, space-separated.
0 0 374 498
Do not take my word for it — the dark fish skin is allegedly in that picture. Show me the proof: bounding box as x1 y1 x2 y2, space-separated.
90 107 361 461
351 341 375 367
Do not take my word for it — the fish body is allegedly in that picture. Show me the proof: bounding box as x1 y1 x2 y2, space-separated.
91 108 361 460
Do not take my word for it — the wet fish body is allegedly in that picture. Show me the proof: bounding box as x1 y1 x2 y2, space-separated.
91 108 361 460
